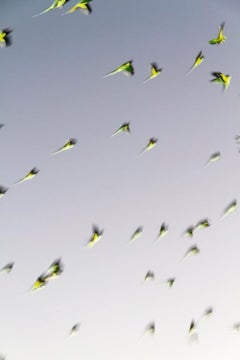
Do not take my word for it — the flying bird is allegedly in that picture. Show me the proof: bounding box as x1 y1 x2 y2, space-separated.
205 152 221 167
129 226 143 243
209 22 226 45
183 225 194 237
112 122 130 136
182 245 200 260
0 262 14 274
0 186 8 198
45 258 64 280
70 322 81 336
144 271 155 282
222 200 237 218
0 28 13 47
210 72 231 91
63 0 92 14
144 63 162 82
156 222 168 241
104 61 134 78
233 323 240 333
30 274 48 292
188 319 198 342
87 225 103 248
139 138 158 155
33 0 70 17
144 322 155 336
187 51 204 75
13 167 39 185
161 277 175 287
51 138 77 155
195 218 210 231
202 307 213 319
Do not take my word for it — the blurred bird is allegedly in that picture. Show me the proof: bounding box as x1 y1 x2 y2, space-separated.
70 322 81 336
222 200 237 218
209 22 226 45
144 63 162 82
0 28 12 47
195 218 210 231
0 124 4 128
210 72 231 91
0 262 14 274
63 0 92 14
163 277 175 287
187 51 204 75
112 122 130 136
87 225 103 248
139 138 157 155
202 307 213 319
144 271 155 282
0 186 8 198
52 138 77 155
30 274 48 292
183 225 194 237
144 322 155 336
129 226 143 243
156 222 168 241
235 135 240 143
13 167 39 185
189 319 196 334
33 0 70 17
104 61 134 78
205 152 221 167
233 323 240 333
45 258 64 280
183 245 200 260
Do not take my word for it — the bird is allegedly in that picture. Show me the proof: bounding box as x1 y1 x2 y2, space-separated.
144 271 155 282
139 138 157 155
30 274 48 292
13 167 39 185
63 0 92 14
164 277 175 287
222 200 237 218
156 222 168 241
144 63 162 82
0 28 13 47
195 218 210 231
0 186 8 198
45 258 64 280
202 307 213 319
87 225 103 248
205 152 221 167
183 245 200 260
144 322 155 336
187 51 204 75
233 323 240 333
33 0 70 17
112 122 130 136
183 225 194 237
129 226 143 243
210 72 231 91
104 61 134 78
189 319 196 334
235 135 240 144
209 22 226 45
70 322 81 336
0 262 14 274
51 138 77 155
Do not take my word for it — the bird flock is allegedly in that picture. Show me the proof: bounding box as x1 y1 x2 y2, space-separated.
1 1 240 359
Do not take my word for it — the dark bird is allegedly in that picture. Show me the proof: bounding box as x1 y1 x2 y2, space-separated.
0 28 13 47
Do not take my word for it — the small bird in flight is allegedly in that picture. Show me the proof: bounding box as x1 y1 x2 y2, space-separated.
0 262 14 274
187 51 204 75
63 0 92 14
129 226 143 243
87 225 103 248
182 245 200 261
144 271 155 282
104 61 134 78
0 28 13 48
70 322 81 336
13 167 39 185
209 22 226 45
45 258 64 280
33 0 70 17
112 122 130 136
195 218 210 231
222 200 237 218
139 138 158 156
30 274 49 292
144 63 162 82
51 139 77 155
0 186 8 198
210 72 231 91
205 152 221 167
156 222 168 241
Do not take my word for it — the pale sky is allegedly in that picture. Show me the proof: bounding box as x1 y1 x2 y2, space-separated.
1 0 240 359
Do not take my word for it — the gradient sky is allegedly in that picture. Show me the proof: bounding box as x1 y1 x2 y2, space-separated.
1 0 240 359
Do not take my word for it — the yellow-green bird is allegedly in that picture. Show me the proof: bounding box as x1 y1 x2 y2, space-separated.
162 277 175 287
210 72 231 91
144 63 162 82
52 138 77 155
87 225 103 248
139 138 157 155
33 0 70 17
183 225 194 237
112 122 130 136
144 322 155 336
183 245 200 261
70 322 81 336
0 186 8 198
0 262 14 274
45 258 64 280
195 218 210 231
129 226 143 243
187 51 204 75
156 222 168 241
30 274 48 292
13 167 39 185
64 0 92 15
205 152 221 167
209 22 226 45
144 270 155 282
222 199 237 218
104 61 134 78
0 28 12 48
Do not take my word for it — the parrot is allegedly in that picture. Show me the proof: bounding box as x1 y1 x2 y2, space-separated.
104 61 134 78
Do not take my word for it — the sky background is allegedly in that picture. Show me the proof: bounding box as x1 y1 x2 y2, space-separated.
1 0 240 359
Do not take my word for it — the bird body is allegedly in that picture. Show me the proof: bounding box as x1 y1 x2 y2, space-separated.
139 138 157 155
144 63 162 82
187 51 204 75
210 72 231 91
205 152 221 166
209 23 226 44
112 122 130 136
13 168 39 185
64 0 92 14
0 262 14 274
129 226 143 243
87 225 103 248
0 29 12 47
33 0 69 17
104 61 134 78
52 138 77 155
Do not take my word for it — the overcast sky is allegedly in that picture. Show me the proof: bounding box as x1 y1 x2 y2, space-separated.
1 0 240 359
